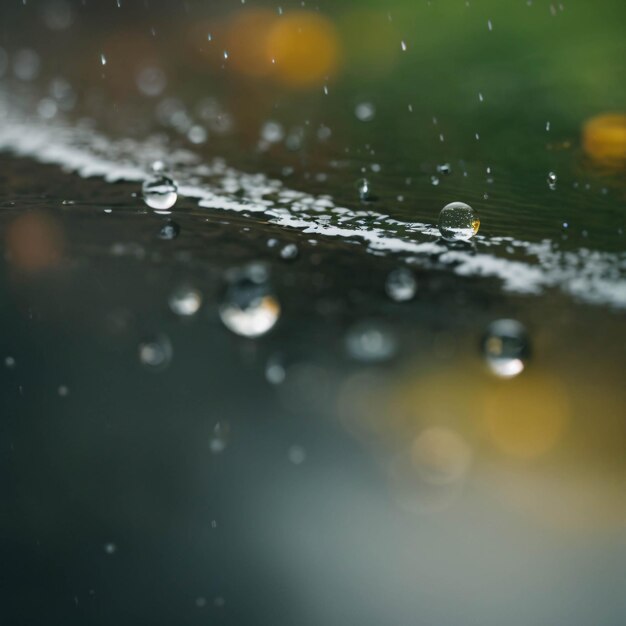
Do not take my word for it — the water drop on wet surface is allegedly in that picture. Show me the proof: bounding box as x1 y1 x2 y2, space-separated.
482 319 530 378
142 174 178 211
438 202 480 242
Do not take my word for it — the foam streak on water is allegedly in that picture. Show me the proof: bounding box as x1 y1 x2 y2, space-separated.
0 96 624 309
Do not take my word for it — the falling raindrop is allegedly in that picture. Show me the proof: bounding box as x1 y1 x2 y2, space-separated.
142 174 178 211
438 202 480 242
169 286 202 317
385 268 417 302
482 319 530 378
138 334 173 371
219 265 281 338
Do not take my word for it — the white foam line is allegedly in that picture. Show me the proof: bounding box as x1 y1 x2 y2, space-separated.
0 98 624 309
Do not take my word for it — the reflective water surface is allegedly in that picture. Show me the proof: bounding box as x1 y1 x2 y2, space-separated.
1 1 625 625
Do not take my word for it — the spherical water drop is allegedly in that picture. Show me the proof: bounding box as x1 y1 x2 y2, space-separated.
280 243 298 260
168 286 202 317
138 334 173 371
482 319 530 378
104 543 117 555
142 175 178 211
355 102 376 122
219 265 280 338
346 321 397 363
385 268 417 302
438 202 480 242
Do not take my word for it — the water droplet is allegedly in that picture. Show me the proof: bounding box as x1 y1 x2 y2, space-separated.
356 178 373 201
346 321 397 363
430 175 440 186
438 202 480 242
196 597 207 608
209 422 229 454
547 171 557 190
385 268 417 302
261 120 284 143
219 265 281 338
280 243 298 260
482 319 530 378
104 543 117 555
158 220 180 240
5 356 16 369
168 286 202 317
265 356 286 385
436 163 452 175
355 102 376 122
13 49 40 81
288 445 306 465
400 40 407 51
142 174 178 211
138 334 173 371
136 66 166 97
58 385 69 397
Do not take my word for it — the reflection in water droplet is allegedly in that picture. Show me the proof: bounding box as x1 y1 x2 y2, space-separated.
346 321 397 363
169 286 202 317
220 265 281 338
482 319 530 378
158 220 180 240
438 201 480 242
385 268 417 302
142 174 178 211
356 177 372 201
138 334 173 370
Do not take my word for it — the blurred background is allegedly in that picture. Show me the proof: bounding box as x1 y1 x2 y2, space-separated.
0 1 625 625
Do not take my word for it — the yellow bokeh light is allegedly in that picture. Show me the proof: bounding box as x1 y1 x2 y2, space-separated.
582 113 626 163
266 12 341 88
483 374 570 459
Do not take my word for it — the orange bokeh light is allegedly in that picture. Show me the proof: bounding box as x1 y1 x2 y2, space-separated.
582 113 626 163
266 12 341 88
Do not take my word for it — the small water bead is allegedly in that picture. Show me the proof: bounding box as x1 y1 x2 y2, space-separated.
158 220 180 240
5 356 16 369
436 163 452 175
169 286 202 317
142 174 178 211
219 265 281 338
346 321 397 363
104 543 117 555
438 202 480 241
13 49 40 81
58 385 69 397
136 66 167 97
280 243 298 260
547 171 557 190
138 334 173 371
385 268 417 302
356 178 373 201
482 319 530 378
209 422 229 454
265 356 286 385
288 445 307 465
355 102 376 122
